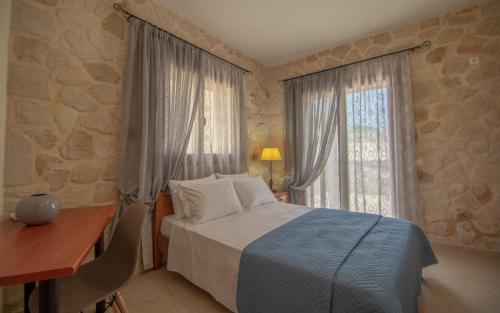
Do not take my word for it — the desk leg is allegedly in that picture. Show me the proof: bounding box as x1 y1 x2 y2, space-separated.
95 233 106 313
24 282 36 313
39 279 58 313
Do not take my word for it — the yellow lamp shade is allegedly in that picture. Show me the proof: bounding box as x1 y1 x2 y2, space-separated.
260 147 282 161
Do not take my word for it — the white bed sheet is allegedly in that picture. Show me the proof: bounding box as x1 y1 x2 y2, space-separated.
161 202 311 312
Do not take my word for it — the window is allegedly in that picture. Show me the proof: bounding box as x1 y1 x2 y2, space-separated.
186 77 235 155
311 85 392 216
179 68 245 179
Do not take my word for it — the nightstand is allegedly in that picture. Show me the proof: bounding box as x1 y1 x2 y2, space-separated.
274 191 289 203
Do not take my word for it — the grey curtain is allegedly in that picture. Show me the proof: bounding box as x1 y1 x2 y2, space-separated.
284 71 344 205
119 18 248 269
119 18 202 270
383 53 422 224
286 52 422 225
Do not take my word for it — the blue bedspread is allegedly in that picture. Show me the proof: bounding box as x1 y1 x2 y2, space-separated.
236 209 437 313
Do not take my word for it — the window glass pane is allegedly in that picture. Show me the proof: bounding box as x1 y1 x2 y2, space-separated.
309 86 392 217
310 133 340 209
309 99 340 209
186 78 234 154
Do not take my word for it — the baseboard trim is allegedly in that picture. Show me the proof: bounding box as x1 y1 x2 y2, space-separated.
430 240 500 259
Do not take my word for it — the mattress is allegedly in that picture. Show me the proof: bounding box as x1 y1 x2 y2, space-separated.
160 202 311 312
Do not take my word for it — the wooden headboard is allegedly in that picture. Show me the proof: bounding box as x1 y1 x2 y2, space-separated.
153 191 174 269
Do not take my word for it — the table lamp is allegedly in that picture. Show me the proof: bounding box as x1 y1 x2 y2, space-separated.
260 147 282 191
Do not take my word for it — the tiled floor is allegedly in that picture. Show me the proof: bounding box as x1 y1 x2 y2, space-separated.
120 246 500 313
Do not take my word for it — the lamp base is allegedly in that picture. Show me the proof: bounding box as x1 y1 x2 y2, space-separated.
269 161 274 192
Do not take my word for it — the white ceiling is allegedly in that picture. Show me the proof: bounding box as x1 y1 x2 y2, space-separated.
158 0 482 66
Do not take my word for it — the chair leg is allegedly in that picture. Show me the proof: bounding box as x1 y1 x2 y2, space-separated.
114 292 129 313
112 301 121 313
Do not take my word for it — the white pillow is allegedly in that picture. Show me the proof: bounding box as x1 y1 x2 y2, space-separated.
179 179 243 224
215 172 250 179
168 174 216 219
232 176 277 210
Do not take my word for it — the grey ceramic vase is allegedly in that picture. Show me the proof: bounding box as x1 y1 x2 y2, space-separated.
15 194 60 226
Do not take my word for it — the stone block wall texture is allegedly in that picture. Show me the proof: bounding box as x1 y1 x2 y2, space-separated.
265 1 500 251
4 0 272 215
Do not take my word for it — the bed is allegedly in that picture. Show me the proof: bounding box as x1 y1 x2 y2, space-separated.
152 191 437 313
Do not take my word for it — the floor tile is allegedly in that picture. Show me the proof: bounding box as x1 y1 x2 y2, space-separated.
117 246 500 313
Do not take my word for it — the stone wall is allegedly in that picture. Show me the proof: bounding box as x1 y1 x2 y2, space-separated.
3 0 272 216
265 1 500 250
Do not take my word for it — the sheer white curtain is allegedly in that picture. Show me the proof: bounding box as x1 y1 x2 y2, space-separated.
317 59 394 216
178 54 247 179
291 52 421 224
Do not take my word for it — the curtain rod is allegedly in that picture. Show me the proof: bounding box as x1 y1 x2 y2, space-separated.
112 3 251 74
280 40 431 82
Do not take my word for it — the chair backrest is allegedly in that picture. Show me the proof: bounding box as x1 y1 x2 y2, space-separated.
99 203 149 282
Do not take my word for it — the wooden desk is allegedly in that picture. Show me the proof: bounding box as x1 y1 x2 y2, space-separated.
0 205 116 313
